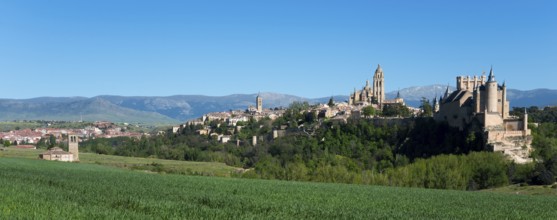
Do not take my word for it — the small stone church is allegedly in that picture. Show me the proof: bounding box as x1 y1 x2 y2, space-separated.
434 67 531 163
39 135 80 162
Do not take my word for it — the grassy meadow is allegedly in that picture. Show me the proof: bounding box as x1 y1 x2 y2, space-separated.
1 156 557 219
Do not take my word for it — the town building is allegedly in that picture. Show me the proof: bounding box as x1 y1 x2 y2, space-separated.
39 147 74 162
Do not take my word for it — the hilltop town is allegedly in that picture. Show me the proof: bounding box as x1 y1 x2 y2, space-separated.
0 64 535 167
171 64 532 164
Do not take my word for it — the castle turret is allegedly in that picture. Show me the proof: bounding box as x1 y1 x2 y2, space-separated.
474 84 481 113
486 67 498 113
443 85 450 99
372 64 385 106
502 81 507 118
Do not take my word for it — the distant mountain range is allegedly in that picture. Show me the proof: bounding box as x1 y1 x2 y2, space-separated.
0 86 555 125
385 85 557 108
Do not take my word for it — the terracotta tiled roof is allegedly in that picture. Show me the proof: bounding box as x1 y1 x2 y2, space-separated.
40 147 72 155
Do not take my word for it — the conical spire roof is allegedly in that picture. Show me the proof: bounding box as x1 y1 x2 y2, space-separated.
487 66 496 82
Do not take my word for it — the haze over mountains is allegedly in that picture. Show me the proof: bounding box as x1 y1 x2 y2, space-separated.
1 85 555 125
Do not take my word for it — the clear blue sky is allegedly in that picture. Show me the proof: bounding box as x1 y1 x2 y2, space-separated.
1 0 555 99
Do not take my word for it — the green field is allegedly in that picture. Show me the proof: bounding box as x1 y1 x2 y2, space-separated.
1 157 557 219
0 148 238 177
484 184 557 196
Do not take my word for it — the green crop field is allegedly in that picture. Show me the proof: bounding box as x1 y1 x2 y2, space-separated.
0 148 238 177
1 157 557 219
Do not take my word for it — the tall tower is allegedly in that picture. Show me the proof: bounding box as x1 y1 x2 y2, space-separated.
486 67 498 113
68 134 79 161
372 64 385 105
523 108 528 131
256 93 263 113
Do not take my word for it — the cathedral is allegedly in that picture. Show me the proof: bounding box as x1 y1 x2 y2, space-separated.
434 67 532 163
349 64 385 106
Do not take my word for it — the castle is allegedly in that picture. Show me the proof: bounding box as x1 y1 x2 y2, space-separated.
349 64 404 108
434 67 532 163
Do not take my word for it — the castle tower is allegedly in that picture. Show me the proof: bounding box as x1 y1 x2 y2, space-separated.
486 67 498 113
256 93 263 113
372 64 385 105
474 84 481 113
68 134 79 161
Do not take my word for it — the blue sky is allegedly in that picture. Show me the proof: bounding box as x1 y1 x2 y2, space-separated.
1 0 555 99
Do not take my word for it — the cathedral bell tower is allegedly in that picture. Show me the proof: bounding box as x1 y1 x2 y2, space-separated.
372 64 385 106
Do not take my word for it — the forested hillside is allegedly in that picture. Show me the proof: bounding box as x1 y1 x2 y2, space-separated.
77 105 557 190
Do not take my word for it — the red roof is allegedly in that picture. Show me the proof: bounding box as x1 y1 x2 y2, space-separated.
15 145 36 149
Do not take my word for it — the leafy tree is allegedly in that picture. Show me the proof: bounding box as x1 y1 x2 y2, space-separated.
36 138 48 149
381 103 411 117
419 97 433 117
531 163 555 185
48 135 57 149
362 106 376 118
327 97 334 107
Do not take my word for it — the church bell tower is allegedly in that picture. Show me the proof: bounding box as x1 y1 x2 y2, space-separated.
373 64 385 105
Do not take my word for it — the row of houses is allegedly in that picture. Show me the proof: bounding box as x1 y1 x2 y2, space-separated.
0 122 145 146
